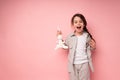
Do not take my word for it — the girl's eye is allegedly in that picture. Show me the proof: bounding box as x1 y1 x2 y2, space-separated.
79 21 83 23
74 21 78 24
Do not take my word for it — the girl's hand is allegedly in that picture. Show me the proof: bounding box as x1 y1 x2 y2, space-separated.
89 39 96 50
56 30 62 36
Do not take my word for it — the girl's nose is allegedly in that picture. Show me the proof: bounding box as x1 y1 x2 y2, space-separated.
77 23 80 25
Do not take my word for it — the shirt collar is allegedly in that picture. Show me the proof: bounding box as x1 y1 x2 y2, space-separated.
70 31 76 37
70 31 87 37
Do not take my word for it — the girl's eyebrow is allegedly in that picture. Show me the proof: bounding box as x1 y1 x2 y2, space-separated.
74 20 79 21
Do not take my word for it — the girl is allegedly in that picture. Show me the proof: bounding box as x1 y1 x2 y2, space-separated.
57 13 96 80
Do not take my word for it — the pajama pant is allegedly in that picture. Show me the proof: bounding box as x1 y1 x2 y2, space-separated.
69 62 90 80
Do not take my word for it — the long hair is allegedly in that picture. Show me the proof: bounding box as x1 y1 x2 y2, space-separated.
71 13 95 41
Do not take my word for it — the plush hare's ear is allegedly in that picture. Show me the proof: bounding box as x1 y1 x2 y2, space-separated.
57 26 61 31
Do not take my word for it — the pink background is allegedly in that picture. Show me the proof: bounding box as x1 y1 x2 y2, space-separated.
0 0 120 80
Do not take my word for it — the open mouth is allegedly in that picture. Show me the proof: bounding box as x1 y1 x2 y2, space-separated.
77 26 81 29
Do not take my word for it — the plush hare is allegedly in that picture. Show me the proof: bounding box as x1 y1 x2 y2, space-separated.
55 27 68 50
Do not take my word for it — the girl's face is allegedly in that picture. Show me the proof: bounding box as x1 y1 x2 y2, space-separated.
73 16 84 34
